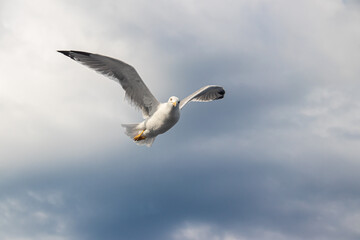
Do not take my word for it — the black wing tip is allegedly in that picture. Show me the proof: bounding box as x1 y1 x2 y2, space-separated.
57 50 91 59
217 88 225 99
57 50 71 56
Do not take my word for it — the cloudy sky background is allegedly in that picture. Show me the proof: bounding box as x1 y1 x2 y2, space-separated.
1 0 360 239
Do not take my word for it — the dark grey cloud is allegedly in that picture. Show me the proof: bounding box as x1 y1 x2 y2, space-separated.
2 148 360 240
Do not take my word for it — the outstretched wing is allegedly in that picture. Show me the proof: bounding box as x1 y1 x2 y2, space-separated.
180 85 225 110
58 50 160 118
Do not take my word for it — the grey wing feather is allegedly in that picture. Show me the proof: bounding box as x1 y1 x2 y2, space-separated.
180 85 225 110
58 50 159 118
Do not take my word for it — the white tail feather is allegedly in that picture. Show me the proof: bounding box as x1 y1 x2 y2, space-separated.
121 123 156 147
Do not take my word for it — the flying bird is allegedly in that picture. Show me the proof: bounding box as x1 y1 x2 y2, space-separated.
58 50 225 146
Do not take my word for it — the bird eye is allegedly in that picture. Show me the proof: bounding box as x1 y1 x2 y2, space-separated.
170 98 172 101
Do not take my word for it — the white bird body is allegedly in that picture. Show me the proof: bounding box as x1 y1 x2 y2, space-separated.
122 98 180 146
58 50 225 147
144 100 180 137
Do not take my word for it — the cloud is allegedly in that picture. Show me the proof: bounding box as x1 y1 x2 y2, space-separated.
2 149 360 240
1 0 360 240
0 192 69 240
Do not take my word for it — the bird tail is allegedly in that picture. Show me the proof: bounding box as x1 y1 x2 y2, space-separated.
121 123 156 147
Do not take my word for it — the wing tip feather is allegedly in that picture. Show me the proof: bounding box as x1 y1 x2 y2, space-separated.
70 50 91 56
217 88 225 99
57 50 91 60
57 50 71 57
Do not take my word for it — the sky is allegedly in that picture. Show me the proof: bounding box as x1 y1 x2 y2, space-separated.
1 0 360 239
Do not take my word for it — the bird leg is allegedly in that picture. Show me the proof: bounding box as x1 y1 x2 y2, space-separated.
134 130 146 141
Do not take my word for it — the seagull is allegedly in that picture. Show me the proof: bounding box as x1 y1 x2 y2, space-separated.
58 50 225 146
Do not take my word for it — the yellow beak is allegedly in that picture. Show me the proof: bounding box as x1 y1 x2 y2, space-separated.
173 102 177 107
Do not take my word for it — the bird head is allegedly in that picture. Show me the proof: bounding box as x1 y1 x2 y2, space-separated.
168 96 180 108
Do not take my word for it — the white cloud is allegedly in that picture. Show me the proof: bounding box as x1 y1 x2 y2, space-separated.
171 222 307 240
0 193 70 240
0 0 150 169
172 223 246 240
